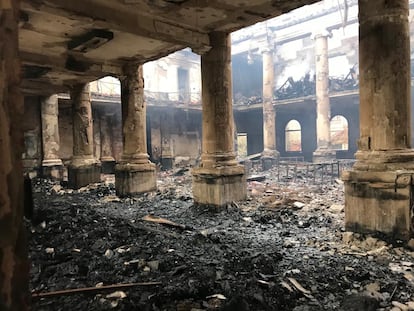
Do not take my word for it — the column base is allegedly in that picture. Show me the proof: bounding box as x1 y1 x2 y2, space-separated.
192 165 247 207
261 150 280 171
41 159 64 180
342 151 414 240
262 157 277 171
115 162 157 197
313 148 336 163
68 162 101 189
101 160 116 174
160 157 174 170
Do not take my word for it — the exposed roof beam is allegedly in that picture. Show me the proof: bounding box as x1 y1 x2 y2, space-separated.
24 0 211 54
20 51 122 77
20 80 68 96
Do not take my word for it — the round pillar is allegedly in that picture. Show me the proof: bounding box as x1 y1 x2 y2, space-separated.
192 32 246 206
115 63 156 196
262 46 279 169
313 30 336 162
68 83 101 189
100 112 116 173
41 94 63 179
342 0 414 240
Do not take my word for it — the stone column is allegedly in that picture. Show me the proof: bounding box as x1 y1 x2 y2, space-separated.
262 45 279 170
160 114 174 170
192 32 246 206
0 0 30 308
312 30 336 162
115 63 156 196
342 0 414 239
93 110 101 161
100 111 116 173
68 83 101 189
41 94 64 179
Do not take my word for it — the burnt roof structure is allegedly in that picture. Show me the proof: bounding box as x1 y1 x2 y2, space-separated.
19 0 319 95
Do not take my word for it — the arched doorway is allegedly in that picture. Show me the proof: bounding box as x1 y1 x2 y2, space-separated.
285 120 302 152
330 115 348 150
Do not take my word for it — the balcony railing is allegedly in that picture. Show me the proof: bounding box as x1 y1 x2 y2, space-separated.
87 80 202 107
144 91 201 106
60 73 362 108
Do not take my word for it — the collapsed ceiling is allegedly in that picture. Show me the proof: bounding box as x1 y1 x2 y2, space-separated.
19 0 319 96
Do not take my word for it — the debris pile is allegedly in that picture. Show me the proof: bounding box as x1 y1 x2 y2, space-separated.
29 169 414 310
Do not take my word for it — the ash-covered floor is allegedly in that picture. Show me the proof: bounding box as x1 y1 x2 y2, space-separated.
29 165 414 311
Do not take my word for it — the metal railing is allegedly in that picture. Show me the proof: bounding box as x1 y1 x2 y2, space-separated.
273 159 355 184
88 79 202 107
86 71 362 107
144 91 201 106
246 159 354 184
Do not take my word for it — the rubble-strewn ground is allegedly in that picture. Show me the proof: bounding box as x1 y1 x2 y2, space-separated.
29 165 414 311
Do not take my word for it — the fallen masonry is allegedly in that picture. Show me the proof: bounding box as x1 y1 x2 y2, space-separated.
29 167 414 311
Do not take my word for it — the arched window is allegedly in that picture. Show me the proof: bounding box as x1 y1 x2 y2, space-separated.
330 115 348 150
285 120 302 152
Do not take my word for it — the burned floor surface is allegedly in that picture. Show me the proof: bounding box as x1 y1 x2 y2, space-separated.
29 168 414 311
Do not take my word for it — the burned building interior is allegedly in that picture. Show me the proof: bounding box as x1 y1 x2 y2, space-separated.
3 0 414 310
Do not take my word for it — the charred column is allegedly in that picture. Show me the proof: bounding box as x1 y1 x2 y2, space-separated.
100 111 116 174
262 44 279 169
41 94 64 179
342 0 414 239
160 114 174 170
312 30 336 162
68 83 101 189
115 63 156 196
0 0 30 309
192 32 246 206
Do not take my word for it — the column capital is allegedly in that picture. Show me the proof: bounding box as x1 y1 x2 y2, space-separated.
261 46 273 54
122 61 141 77
41 94 59 115
312 29 332 40
359 0 408 22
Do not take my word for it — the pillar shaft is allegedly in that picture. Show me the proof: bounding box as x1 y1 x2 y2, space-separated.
342 0 414 239
192 32 246 206
100 113 114 161
0 0 30 309
40 94 63 179
200 32 237 167
68 83 100 189
120 64 149 163
315 34 330 149
100 112 116 174
313 31 335 162
262 49 276 154
71 84 94 160
358 0 410 152
160 115 174 170
41 94 62 165
115 63 156 196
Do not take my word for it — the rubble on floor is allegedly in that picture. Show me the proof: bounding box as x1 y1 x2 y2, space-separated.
29 166 414 310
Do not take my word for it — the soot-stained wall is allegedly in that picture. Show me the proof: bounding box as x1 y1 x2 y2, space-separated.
23 93 361 174
148 107 202 163
277 100 317 162
234 109 264 155
331 94 359 159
